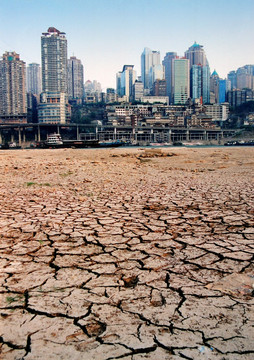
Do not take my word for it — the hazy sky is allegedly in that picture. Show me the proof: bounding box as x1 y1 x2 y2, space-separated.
0 0 253 90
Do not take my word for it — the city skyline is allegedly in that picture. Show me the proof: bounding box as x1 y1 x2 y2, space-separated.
0 0 253 90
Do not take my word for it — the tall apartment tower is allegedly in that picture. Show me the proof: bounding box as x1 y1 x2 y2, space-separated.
67 56 84 102
141 47 160 92
173 58 190 105
39 27 70 123
162 52 177 104
0 51 27 122
41 27 67 93
185 42 210 104
26 63 42 95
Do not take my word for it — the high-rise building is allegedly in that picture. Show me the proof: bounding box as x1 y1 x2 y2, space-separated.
117 65 136 101
41 27 67 93
141 47 160 92
190 65 202 100
219 79 227 104
162 52 177 104
152 79 167 96
26 63 42 95
184 42 208 67
210 70 220 103
133 80 144 101
227 71 237 90
236 67 252 90
116 72 122 97
149 64 164 91
39 27 68 123
0 51 27 122
67 56 84 102
173 58 190 105
185 42 210 104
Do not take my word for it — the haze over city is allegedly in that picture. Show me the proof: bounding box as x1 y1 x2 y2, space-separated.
0 0 253 90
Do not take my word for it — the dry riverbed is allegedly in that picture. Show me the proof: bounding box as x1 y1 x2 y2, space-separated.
0 147 253 359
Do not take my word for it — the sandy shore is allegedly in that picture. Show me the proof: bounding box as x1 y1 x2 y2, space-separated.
0 147 254 359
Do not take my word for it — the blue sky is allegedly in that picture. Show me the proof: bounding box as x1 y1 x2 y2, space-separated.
0 0 253 89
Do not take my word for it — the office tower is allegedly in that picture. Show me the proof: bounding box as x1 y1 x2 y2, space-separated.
67 56 84 101
152 79 167 96
162 52 177 104
141 47 160 92
26 63 42 95
184 42 208 67
185 42 210 103
41 27 67 93
117 65 136 101
219 79 226 103
0 51 27 122
173 58 190 105
149 64 164 91
190 65 202 100
227 71 237 90
133 80 144 101
116 72 122 96
236 67 252 90
210 70 220 103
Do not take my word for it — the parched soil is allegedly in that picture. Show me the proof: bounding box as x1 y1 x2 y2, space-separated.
0 147 253 359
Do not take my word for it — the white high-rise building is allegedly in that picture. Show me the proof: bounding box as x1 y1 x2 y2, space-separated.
39 27 68 123
26 63 42 95
41 27 67 93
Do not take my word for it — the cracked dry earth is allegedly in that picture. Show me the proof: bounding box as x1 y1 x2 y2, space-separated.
0 147 253 360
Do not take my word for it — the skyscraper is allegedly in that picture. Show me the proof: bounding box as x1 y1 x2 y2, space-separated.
26 63 42 95
67 56 84 102
173 58 190 105
210 70 220 103
190 65 202 100
185 42 210 104
162 52 177 104
236 67 252 90
117 65 136 101
227 71 237 90
141 47 160 92
184 42 208 67
39 27 69 123
0 51 27 122
149 64 164 90
41 27 67 93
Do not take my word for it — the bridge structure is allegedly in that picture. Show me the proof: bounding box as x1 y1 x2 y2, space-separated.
0 122 237 146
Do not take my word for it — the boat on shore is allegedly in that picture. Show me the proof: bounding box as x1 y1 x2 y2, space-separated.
36 134 126 149
0 142 21 150
98 139 125 147
224 140 254 146
36 133 99 149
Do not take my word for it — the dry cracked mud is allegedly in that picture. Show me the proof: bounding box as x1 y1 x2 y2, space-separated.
0 146 253 360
